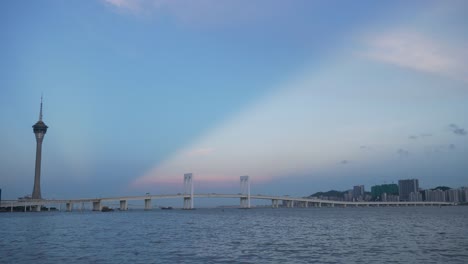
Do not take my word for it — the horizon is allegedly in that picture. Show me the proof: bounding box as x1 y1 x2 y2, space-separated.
1 0 467 201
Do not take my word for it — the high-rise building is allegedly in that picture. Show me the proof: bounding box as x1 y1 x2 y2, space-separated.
398 179 419 201
409 191 422 202
344 190 353 201
353 185 365 201
461 187 468 202
32 97 48 200
446 189 460 203
371 184 399 200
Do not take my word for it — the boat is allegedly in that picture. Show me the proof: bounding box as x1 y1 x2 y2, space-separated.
160 206 173 210
101 206 114 212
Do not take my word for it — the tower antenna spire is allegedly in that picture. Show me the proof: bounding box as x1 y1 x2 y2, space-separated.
39 94 43 121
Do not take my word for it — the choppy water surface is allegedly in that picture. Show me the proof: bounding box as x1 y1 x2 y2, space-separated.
1 207 468 263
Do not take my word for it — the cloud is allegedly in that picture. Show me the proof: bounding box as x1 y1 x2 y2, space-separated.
103 0 142 12
397 148 409 157
340 160 349 165
449 124 467 136
420 133 432 137
424 143 457 154
408 133 432 140
359 145 375 152
102 0 291 27
361 31 468 83
186 147 215 157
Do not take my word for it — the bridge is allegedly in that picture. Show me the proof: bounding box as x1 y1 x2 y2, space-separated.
0 174 455 212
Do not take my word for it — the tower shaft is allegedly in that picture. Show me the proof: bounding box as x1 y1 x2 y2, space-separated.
32 136 44 199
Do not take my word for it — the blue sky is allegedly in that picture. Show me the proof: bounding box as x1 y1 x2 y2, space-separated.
1 0 467 200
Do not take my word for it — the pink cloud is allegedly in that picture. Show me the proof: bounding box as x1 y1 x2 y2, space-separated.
186 147 215 157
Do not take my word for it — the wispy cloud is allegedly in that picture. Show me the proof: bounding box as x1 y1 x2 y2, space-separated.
449 124 467 136
408 133 432 140
397 148 409 157
102 0 290 27
103 0 142 12
424 143 457 154
361 31 468 83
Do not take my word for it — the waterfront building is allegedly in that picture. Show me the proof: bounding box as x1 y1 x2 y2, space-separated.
409 191 422 202
398 179 419 201
446 189 460 203
424 189 446 202
382 192 386 202
353 185 365 201
461 188 468 202
371 184 398 200
387 194 399 202
344 190 353 202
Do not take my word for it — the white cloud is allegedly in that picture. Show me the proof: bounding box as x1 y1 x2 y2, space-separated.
361 31 468 83
103 0 143 12
102 0 290 28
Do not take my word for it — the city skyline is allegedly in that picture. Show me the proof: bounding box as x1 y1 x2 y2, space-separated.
1 0 467 200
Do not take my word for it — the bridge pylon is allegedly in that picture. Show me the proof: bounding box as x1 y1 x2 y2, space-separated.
240 176 250 208
183 173 194 209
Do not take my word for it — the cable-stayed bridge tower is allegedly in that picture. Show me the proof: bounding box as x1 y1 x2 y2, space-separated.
183 173 194 209
240 175 251 208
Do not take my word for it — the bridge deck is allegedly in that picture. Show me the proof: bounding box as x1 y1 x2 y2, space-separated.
0 193 455 208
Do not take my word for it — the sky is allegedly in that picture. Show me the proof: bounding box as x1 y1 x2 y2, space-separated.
1 0 467 202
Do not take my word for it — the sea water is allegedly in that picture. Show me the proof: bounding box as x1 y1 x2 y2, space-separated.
1 206 467 263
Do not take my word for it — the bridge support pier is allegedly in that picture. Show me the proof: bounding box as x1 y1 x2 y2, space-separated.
66 202 73 212
271 199 279 208
144 199 151 210
318 202 322 208
183 197 192 210
240 197 249 208
33 205 41 212
92 201 101 211
304 202 308 208
120 200 128 211
286 200 294 208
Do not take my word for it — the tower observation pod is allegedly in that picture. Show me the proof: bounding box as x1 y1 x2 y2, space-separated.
32 96 48 200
